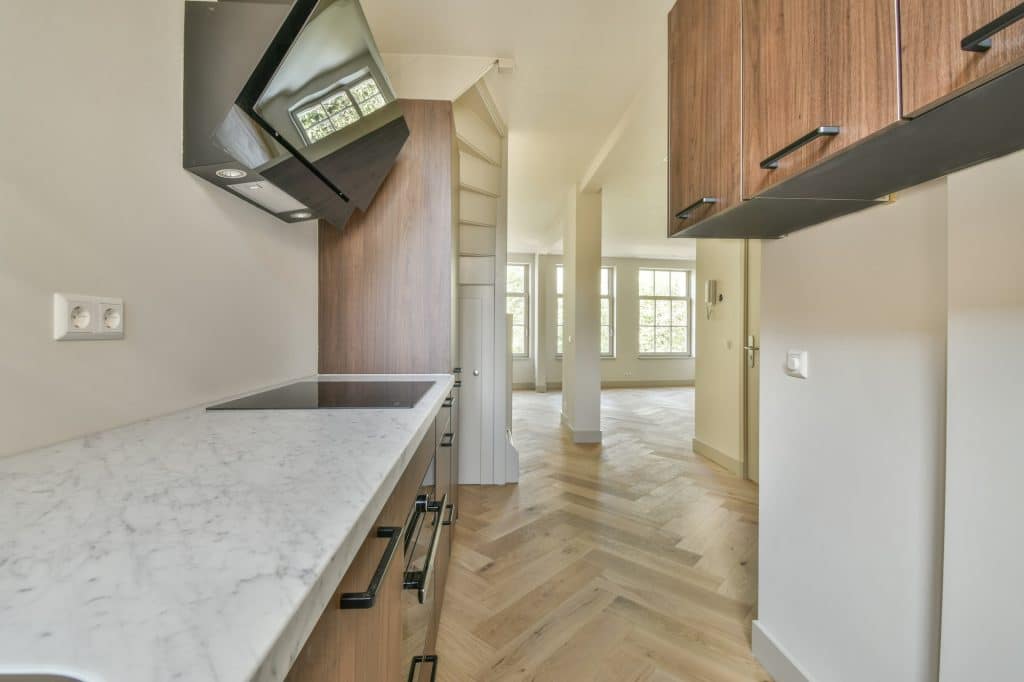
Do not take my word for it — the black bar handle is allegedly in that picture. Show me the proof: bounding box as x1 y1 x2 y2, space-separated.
453 380 462 388
443 503 456 526
442 397 454 408
962 3 1024 52
339 526 402 609
403 493 448 604
440 432 454 448
453 367 462 374
675 197 718 220
407 655 439 682
760 126 840 169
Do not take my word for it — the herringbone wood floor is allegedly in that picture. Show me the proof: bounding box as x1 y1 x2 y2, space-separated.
436 387 769 681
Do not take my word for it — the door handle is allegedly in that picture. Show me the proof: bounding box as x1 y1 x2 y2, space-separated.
743 335 760 369
338 526 402 609
962 3 1024 52
761 126 840 169
675 196 718 220
403 493 448 604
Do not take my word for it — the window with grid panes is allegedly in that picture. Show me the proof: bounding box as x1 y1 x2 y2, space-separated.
506 264 530 358
638 268 692 355
555 265 614 356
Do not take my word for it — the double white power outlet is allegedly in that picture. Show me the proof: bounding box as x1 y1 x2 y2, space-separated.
54 293 124 341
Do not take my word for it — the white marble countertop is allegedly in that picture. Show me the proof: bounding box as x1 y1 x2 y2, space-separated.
0 374 455 682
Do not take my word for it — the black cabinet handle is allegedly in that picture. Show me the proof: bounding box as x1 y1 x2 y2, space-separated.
440 432 454 448
453 380 462 388
453 367 462 374
442 397 453 408
339 526 402 609
403 493 447 604
407 655 438 682
675 197 718 220
443 503 456 526
962 3 1024 52
760 126 840 169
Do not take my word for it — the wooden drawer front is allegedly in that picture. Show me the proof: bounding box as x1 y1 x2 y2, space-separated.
667 0 742 235
287 424 436 682
902 0 1024 116
742 0 899 197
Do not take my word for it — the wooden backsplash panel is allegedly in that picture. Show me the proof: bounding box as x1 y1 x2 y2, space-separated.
319 100 456 374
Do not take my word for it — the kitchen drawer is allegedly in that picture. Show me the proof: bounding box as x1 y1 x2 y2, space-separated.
287 422 436 682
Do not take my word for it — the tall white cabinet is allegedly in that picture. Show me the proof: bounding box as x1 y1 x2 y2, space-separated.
454 77 517 485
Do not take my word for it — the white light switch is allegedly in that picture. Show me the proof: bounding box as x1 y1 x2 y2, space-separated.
786 350 808 379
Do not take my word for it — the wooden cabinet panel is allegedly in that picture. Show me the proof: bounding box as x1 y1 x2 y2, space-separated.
902 0 1024 116
667 0 741 236
742 0 899 197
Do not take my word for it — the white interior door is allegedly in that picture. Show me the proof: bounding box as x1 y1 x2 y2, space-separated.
459 286 494 484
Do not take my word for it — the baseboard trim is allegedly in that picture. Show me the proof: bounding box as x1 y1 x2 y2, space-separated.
602 379 694 388
752 621 813 682
513 380 694 391
692 438 742 476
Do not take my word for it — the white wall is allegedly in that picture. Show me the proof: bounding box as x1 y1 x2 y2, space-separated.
939 153 1024 681
694 240 746 471
756 180 948 682
0 1 318 457
508 254 696 389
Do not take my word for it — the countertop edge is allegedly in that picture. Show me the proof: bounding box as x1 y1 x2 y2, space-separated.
250 373 455 682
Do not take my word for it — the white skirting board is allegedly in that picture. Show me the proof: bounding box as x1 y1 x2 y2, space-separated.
752 620 813 682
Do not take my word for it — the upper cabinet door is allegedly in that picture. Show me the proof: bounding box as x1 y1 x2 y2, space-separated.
902 1 1024 117
667 0 741 236
742 0 900 197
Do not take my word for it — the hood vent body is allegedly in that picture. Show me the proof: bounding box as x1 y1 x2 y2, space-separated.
183 0 408 228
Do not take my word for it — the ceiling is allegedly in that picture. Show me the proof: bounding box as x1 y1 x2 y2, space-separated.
362 0 691 259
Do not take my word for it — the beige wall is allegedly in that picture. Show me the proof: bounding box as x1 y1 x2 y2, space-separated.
0 1 318 457
940 152 1024 681
508 253 696 389
755 180 949 682
694 240 746 470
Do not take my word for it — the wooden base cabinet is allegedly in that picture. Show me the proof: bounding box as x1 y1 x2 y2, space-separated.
287 401 457 682
901 0 1024 116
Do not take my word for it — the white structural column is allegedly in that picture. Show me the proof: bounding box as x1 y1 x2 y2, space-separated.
561 187 602 443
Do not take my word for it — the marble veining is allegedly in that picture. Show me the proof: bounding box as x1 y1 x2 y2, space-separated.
0 374 454 682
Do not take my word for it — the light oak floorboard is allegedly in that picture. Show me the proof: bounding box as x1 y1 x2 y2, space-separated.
437 388 770 681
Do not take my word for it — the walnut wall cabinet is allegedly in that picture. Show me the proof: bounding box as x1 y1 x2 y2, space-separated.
669 0 1024 239
667 0 742 236
741 0 900 197
286 387 459 682
901 0 1024 116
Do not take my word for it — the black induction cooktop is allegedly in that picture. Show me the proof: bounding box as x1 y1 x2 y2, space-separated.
207 380 433 410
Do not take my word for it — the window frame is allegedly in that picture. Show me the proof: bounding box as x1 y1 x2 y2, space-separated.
637 268 693 358
599 266 616 359
554 264 615 359
556 264 565 358
506 263 531 359
289 71 386 145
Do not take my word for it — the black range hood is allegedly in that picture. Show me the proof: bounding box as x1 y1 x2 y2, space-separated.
183 0 409 228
